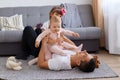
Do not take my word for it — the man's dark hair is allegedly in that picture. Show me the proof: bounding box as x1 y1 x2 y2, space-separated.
78 58 96 72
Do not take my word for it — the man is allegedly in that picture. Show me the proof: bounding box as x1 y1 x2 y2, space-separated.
37 37 96 72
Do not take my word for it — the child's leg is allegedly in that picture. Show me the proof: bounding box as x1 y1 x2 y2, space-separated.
62 42 83 52
77 44 83 52
50 45 67 56
61 42 77 49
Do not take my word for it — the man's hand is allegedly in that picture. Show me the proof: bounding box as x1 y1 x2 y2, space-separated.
72 32 80 38
42 36 48 45
56 38 62 45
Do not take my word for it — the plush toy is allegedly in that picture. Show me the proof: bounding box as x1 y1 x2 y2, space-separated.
93 55 100 68
6 56 22 70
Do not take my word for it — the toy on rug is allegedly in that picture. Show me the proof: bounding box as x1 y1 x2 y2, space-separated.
93 55 100 68
6 56 22 70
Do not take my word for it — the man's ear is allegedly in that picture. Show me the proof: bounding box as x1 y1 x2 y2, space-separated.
76 60 81 66
83 50 87 57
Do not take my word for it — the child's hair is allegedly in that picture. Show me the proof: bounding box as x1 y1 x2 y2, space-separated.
78 58 96 72
49 6 64 18
50 16 61 23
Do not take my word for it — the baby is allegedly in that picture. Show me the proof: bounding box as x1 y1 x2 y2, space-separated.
28 15 83 66
36 15 83 60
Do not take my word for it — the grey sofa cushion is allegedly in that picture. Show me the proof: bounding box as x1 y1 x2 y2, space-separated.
0 30 23 42
65 27 101 40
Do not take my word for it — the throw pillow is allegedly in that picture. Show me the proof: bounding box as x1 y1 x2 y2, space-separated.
0 14 24 31
60 3 83 28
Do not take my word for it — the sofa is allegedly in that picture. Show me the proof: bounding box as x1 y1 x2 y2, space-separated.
0 4 101 56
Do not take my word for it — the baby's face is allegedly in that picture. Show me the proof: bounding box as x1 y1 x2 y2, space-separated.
80 50 93 62
50 22 61 33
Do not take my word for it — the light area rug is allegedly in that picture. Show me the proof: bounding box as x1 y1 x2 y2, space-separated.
0 57 118 80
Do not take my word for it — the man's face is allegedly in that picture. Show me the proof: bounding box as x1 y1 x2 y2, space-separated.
80 50 93 62
75 50 93 66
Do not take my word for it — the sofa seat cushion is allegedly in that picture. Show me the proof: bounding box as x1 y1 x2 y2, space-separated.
65 27 101 40
0 30 23 42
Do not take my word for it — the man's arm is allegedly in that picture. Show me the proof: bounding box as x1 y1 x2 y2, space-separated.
37 37 49 69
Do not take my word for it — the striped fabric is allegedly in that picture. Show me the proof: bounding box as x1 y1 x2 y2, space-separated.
0 14 24 31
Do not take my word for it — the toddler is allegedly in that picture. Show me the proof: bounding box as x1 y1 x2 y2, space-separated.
36 15 83 60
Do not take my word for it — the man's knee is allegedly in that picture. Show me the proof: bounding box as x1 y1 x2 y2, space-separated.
24 26 33 32
35 28 42 35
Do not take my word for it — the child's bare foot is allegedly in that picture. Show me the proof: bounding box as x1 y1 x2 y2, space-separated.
75 44 83 53
78 44 83 52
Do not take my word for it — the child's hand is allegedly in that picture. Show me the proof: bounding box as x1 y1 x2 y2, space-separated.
72 32 80 38
35 40 40 48
56 38 62 45
42 36 48 45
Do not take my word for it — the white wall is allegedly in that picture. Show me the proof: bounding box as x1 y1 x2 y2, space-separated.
0 0 92 8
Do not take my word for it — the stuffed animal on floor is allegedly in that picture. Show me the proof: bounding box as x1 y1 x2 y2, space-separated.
6 56 22 70
93 55 100 68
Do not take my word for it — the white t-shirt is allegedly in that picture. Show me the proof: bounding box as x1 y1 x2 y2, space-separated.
48 50 76 70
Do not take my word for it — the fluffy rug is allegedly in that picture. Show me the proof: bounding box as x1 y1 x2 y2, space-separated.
0 57 118 80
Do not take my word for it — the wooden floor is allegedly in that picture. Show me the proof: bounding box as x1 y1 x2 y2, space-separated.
83 49 120 80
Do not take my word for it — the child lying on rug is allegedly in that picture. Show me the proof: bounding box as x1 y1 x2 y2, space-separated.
35 14 83 60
